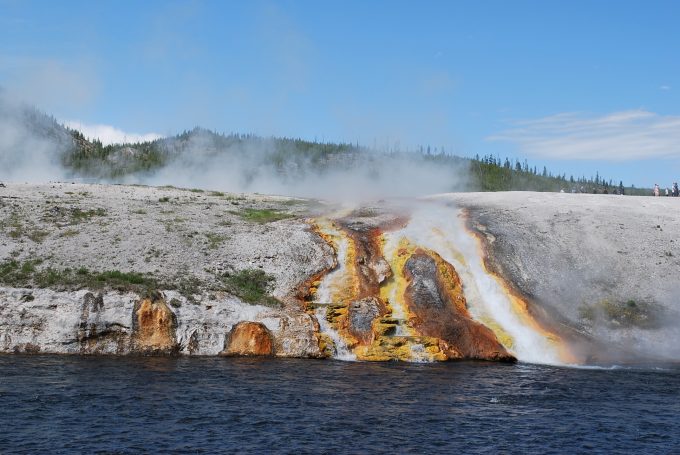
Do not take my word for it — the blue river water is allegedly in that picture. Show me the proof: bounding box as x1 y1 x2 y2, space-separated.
0 356 678 454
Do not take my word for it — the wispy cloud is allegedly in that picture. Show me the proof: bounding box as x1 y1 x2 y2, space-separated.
488 110 680 161
0 57 99 114
660 85 671 91
65 121 162 145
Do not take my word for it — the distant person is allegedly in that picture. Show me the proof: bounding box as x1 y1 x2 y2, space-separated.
666 188 670 196
654 184 660 197
603 188 608 194
673 182 679 197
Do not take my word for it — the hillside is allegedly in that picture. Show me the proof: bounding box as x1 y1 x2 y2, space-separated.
1 183 677 364
0 98 649 195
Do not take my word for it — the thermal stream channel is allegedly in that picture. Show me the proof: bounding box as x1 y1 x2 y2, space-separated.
400 197 567 365
311 200 569 365
311 218 356 361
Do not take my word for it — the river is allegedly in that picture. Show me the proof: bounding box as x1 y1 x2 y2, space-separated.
1 356 679 453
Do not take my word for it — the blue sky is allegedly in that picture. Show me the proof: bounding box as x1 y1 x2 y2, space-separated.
2 0 680 187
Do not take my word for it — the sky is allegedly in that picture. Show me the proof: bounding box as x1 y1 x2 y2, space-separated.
2 0 680 187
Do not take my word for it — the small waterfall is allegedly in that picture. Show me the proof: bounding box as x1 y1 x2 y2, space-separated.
379 234 415 337
312 218 357 361
378 233 442 362
315 306 356 361
310 201 571 365
398 198 568 365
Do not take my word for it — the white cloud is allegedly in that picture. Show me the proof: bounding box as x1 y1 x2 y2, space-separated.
65 121 162 145
488 110 680 161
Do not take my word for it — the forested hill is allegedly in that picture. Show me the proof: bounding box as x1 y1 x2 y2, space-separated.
61 127 651 195
0 100 649 195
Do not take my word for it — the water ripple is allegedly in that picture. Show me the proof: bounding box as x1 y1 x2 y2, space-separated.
0 356 678 453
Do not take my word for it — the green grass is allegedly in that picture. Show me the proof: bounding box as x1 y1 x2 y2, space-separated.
0 258 223 302
0 258 280 306
236 208 295 223
204 232 227 249
1 212 49 243
224 195 247 201
162 216 185 232
60 229 79 238
1 213 23 237
351 207 378 218
279 199 307 206
71 207 107 223
0 259 158 293
579 299 663 329
0 259 43 285
222 269 280 307
93 270 149 285
27 229 49 243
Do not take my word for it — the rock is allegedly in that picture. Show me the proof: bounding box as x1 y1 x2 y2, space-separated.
445 191 680 363
222 321 274 356
132 292 178 354
0 287 321 357
348 297 380 343
354 336 447 362
370 258 392 284
404 250 515 362
4 183 678 364
272 313 323 358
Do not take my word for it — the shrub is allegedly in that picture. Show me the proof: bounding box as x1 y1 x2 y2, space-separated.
71 207 107 223
237 208 294 223
204 232 227 249
222 269 280 307
579 299 664 329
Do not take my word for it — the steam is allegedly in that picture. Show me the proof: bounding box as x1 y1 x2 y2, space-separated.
0 95 72 183
0 92 470 200
117 130 472 201
390 199 568 364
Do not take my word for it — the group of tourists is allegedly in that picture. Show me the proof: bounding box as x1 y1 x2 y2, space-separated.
653 182 680 197
561 184 625 195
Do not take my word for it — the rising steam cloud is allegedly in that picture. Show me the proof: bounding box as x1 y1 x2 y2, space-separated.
0 94 71 183
0 93 470 201
126 132 471 201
